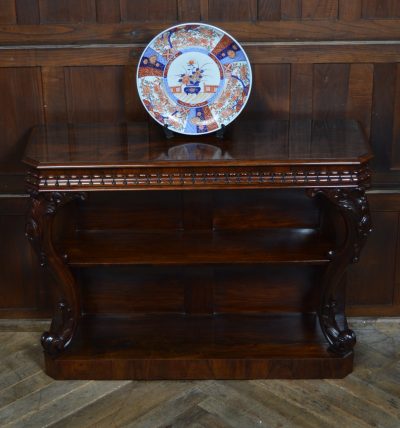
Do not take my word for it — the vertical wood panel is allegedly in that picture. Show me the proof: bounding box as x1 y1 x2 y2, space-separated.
208 0 257 21
124 65 147 121
362 0 400 18
0 197 52 316
390 64 400 169
302 0 338 19
339 0 362 20
290 63 313 117
346 63 373 138
120 0 178 21
96 0 121 23
200 0 209 20
16 0 40 24
313 64 350 119
39 0 96 23
258 0 282 20
370 63 397 171
247 64 290 118
347 211 398 306
178 0 202 21
0 67 44 173
65 66 126 123
281 0 302 19
41 67 68 123
0 0 16 23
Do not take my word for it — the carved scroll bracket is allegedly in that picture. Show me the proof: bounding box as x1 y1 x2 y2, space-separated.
308 187 372 355
25 191 87 355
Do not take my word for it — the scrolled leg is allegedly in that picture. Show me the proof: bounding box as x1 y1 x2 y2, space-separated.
308 187 372 355
26 191 87 355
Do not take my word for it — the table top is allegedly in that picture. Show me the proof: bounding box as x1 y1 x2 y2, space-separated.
24 119 372 169
23 119 372 192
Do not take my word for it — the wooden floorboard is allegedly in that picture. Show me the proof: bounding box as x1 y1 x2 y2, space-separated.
0 319 399 428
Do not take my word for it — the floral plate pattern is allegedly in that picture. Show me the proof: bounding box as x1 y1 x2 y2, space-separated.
137 23 252 135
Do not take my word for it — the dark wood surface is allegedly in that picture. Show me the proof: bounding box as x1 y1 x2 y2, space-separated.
1 0 400 320
24 120 371 168
45 313 353 380
60 228 332 266
22 118 371 379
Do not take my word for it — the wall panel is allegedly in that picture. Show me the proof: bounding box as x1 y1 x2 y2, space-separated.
64 66 126 123
0 0 400 317
0 67 44 174
38 0 97 23
0 0 16 24
120 0 178 22
362 0 400 18
208 0 257 21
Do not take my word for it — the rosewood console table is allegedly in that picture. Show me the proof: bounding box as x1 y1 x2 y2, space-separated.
23 119 372 380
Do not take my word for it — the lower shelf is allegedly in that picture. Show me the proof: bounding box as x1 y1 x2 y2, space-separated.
45 313 353 380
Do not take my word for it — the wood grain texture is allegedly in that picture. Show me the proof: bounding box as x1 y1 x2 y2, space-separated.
208 0 258 21
302 0 338 19
258 0 282 20
41 67 68 123
281 0 302 19
370 63 397 171
346 63 374 138
313 64 350 119
0 0 16 24
290 63 313 117
120 0 178 21
64 66 125 123
0 67 44 173
362 0 400 18
339 0 362 20
391 64 400 170
347 211 398 306
96 0 121 23
15 0 40 24
2 20 400 45
178 0 202 21
38 0 97 23
0 320 399 426
247 64 290 118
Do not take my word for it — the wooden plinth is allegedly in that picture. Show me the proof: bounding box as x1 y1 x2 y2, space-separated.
44 313 353 380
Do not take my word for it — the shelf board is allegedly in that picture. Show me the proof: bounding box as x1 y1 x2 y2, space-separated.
61 228 332 266
45 313 352 380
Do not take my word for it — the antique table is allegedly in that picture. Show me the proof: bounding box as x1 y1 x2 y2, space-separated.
23 119 372 379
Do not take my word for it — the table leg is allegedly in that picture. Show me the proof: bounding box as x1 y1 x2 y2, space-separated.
25 191 87 355
308 187 372 355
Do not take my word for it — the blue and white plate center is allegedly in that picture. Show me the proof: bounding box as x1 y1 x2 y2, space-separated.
164 50 223 107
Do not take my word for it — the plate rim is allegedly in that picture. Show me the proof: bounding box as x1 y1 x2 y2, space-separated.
136 21 253 136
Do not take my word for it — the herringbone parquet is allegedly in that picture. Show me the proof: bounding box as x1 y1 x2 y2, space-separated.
0 319 399 428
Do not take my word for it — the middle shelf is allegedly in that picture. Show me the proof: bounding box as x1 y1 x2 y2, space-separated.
59 228 332 266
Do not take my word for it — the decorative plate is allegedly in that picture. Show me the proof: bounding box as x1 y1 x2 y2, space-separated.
137 23 252 135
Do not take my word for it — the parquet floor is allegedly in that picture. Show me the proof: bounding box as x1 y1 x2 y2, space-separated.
0 318 399 428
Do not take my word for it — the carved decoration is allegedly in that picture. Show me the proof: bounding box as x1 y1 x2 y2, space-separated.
308 187 372 355
25 191 87 355
26 166 371 191
41 300 75 355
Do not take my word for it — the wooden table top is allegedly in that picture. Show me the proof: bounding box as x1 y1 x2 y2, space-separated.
23 119 372 191
24 119 372 169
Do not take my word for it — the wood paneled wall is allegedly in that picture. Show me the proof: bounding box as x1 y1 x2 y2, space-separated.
1 0 400 23
1 0 400 317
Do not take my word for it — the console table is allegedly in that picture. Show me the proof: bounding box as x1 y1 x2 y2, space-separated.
23 119 372 379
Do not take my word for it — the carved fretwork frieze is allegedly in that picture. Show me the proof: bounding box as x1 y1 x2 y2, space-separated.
41 300 75 355
308 187 372 356
26 165 371 191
